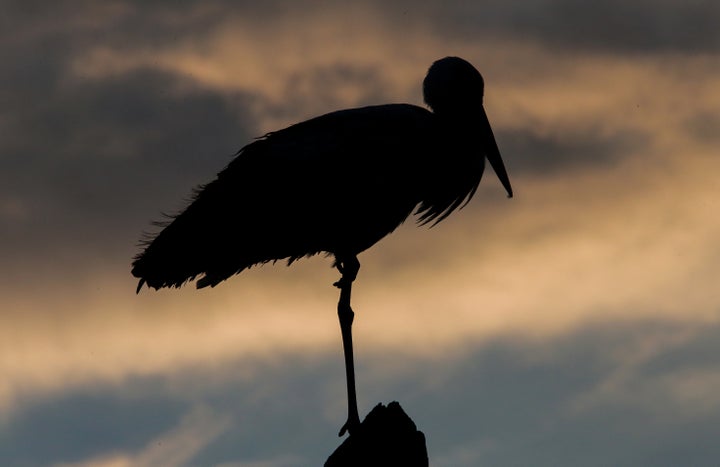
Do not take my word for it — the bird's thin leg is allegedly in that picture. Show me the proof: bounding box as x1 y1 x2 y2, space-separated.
334 255 361 437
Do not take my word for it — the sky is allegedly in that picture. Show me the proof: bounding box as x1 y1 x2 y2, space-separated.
1 1 720 466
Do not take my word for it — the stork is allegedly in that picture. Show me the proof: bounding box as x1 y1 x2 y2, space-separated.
132 56 513 436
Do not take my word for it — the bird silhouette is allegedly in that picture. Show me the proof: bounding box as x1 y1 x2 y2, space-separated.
132 56 513 436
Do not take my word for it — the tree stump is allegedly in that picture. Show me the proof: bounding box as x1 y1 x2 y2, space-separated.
325 401 429 467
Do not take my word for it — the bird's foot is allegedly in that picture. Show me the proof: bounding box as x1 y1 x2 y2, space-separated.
338 414 361 437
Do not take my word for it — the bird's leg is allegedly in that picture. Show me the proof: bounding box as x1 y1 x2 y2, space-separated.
334 255 361 437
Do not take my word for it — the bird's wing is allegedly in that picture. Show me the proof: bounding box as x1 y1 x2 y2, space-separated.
132 104 436 290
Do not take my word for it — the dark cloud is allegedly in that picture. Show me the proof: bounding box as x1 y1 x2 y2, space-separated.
349 0 720 55
125 0 720 55
0 389 185 466
2 65 256 273
2 321 719 466
440 0 720 54
7 0 717 62
496 126 650 176
685 111 720 146
0 2 265 278
1 1 222 50
385 321 720 466
0 356 344 466
258 62 392 126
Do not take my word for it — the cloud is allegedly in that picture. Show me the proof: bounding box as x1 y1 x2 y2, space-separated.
1 352 341 466
52 405 232 467
496 126 647 175
351 0 720 54
2 137 717 418
1 62 258 280
4 320 720 466
1 2 719 465
2 11 720 415
421 322 720 466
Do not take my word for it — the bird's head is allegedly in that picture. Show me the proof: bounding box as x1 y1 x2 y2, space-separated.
423 56 513 198
424 56 485 115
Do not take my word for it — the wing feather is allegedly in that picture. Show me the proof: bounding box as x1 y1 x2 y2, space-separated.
132 104 452 290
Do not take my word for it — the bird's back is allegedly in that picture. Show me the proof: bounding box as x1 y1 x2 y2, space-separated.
132 103 483 290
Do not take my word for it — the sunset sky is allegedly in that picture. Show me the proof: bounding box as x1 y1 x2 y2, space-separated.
2 1 720 466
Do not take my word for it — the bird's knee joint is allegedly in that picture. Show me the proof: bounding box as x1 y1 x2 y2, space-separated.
334 256 360 287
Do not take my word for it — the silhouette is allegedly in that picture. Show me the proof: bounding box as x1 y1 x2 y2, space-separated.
132 56 512 437
325 402 428 467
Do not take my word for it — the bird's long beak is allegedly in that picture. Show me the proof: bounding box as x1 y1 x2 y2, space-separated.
481 106 513 198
